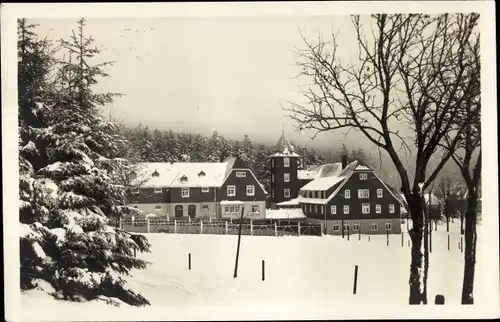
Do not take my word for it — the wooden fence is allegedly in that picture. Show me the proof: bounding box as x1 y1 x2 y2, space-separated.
117 218 322 237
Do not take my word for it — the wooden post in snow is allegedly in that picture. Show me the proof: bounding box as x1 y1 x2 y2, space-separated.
447 234 450 251
188 253 191 270
297 222 301 237
200 220 203 234
353 265 358 295
174 219 177 234
233 206 245 278
147 219 150 233
225 221 228 234
274 222 278 237
401 232 404 247
320 222 324 236
250 219 253 236
261 260 265 281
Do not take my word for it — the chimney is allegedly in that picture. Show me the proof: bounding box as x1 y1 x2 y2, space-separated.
341 154 348 170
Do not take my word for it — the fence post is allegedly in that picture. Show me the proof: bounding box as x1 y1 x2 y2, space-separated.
147 219 150 233
298 222 301 237
447 234 450 250
188 216 191 223
174 219 177 234
250 219 253 236
401 232 404 247
368 235 371 243
210 217 212 223
262 260 265 281
188 253 191 270
274 222 278 237
353 265 358 294
321 222 324 236
460 237 463 253
225 221 228 234
200 220 203 234
386 230 389 246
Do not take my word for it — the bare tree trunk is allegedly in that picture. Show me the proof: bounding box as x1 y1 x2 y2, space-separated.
408 194 427 304
460 205 465 235
422 199 430 304
461 194 478 304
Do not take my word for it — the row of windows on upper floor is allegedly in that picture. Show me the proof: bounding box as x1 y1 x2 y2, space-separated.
299 188 385 200
141 204 261 214
132 184 257 198
271 157 294 168
303 203 398 215
271 172 371 185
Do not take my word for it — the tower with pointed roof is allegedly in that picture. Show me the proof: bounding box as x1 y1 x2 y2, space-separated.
269 130 301 208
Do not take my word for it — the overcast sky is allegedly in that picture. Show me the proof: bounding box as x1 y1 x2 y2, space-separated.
31 16 387 152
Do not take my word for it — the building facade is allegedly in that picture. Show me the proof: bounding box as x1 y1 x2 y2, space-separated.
128 157 267 219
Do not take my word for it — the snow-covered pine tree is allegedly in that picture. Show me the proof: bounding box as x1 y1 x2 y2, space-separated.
240 134 255 167
20 18 151 306
206 131 221 162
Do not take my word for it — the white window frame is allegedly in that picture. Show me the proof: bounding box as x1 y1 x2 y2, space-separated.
345 189 351 199
343 205 350 214
201 187 209 193
371 221 378 231
362 189 370 198
155 205 162 211
284 157 290 167
385 221 392 230
284 173 290 182
331 205 337 215
181 188 190 198
333 222 340 231
353 221 360 231
236 171 246 178
343 221 349 230
389 204 395 213
227 185 236 197
284 188 290 198
246 185 255 196
251 205 259 213
224 206 230 213
229 205 235 213
359 173 367 180
362 203 370 214
375 204 381 214
358 189 364 199
377 188 383 198
154 187 162 194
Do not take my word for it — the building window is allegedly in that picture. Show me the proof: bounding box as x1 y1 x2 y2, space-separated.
284 173 290 182
358 189 370 199
201 187 209 193
389 204 395 213
155 205 162 211
343 205 350 214
362 203 370 214
181 188 189 198
385 221 392 230
236 171 246 178
345 189 351 199
272 173 275 182
333 222 340 231
284 157 290 167
377 189 383 198
359 173 367 180
224 206 229 213
202 205 209 210
331 205 337 214
252 205 259 213
284 188 290 198
371 221 379 231
154 187 162 194
246 185 255 196
343 221 349 231
353 221 360 231
229 205 235 213
227 185 236 197
376 204 381 213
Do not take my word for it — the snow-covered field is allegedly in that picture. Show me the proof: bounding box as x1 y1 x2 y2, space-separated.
18 222 497 320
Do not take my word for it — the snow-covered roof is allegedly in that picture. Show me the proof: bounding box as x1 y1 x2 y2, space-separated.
295 195 329 205
265 208 306 219
300 162 346 191
398 193 441 205
276 198 300 206
220 200 244 205
140 161 230 188
355 165 371 170
275 131 296 154
297 169 316 180
271 146 301 158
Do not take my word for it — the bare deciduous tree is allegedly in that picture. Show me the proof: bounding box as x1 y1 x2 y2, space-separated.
284 13 480 304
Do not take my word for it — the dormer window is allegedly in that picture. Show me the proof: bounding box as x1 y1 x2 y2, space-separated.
236 171 246 178
198 171 206 177
152 170 159 177
180 175 188 183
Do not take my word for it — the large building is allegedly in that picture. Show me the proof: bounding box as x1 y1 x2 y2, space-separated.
269 132 404 234
128 157 268 219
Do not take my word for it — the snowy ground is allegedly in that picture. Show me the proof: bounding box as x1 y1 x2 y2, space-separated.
19 222 497 320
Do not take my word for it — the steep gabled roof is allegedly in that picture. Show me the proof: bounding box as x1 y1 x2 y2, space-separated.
275 131 295 153
299 162 344 189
